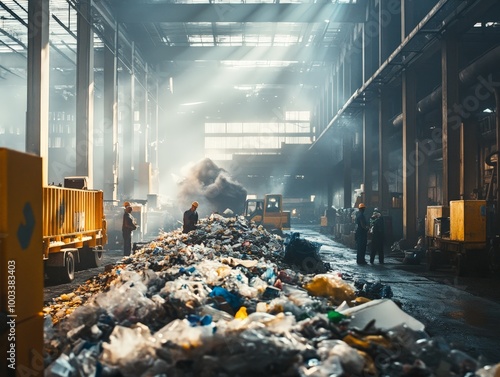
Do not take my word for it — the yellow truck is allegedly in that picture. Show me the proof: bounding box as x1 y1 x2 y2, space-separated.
244 194 291 234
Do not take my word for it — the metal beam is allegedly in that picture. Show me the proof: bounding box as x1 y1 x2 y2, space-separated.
402 69 417 245
115 3 367 23
378 88 392 210
26 0 49 184
147 45 339 63
343 133 352 208
103 21 118 201
75 0 95 187
441 34 461 204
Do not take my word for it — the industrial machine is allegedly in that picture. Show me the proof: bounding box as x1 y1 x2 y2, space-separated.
244 194 291 233
425 200 500 276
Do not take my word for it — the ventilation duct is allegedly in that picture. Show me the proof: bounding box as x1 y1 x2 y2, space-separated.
392 45 500 127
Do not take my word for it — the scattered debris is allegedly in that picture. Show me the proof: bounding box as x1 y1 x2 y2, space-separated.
43 214 500 376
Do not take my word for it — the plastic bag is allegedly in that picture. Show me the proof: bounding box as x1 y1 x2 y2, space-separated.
304 274 356 305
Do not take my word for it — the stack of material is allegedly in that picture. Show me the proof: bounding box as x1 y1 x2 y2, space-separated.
44 214 499 377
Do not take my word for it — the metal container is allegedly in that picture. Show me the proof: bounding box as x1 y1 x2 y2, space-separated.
450 200 487 242
426 206 450 237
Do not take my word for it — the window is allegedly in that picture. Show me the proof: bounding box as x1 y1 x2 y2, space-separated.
205 111 311 161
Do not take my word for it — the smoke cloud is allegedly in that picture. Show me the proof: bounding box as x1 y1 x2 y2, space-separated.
176 158 247 216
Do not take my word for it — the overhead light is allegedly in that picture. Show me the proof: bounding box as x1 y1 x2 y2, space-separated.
234 85 253 91
169 77 174 94
483 108 493 113
180 101 205 106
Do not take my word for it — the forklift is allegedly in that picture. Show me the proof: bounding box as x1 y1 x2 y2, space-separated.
244 194 291 234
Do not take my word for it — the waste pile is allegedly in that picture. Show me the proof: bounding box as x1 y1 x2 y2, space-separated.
44 214 500 377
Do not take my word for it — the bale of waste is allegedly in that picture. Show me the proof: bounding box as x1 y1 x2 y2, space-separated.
284 232 327 273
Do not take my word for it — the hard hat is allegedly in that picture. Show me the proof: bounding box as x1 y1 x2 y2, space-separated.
191 201 199 208
358 203 366 209
123 201 131 208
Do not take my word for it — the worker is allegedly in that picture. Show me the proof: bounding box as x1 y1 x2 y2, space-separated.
122 202 138 256
183 201 199 233
369 208 385 264
355 203 369 265
325 206 337 236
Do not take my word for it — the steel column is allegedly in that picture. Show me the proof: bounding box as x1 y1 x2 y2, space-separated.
378 88 392 210
138 65 148 164
460 120 478 200
26 0 49 184
380 0 401 64
103 22 118 201
75 0 94 187
441 35 461 204
402 69 417 244
343 132 352 208
121 44 135 199
416 140 429 229
363 101 376 206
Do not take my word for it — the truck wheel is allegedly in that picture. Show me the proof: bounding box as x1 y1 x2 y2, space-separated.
456 252 468 277
81 247 103 268
426 250 437 271
59 252 75 283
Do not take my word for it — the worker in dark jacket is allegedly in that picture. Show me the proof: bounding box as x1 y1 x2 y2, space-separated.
183 201 199 233
122 202 138 256
369 208 385 264
355 203 369 265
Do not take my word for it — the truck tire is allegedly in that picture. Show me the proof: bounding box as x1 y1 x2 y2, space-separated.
59 252 75 283
81 247 103 268
456 252 468 277
426 249 437 271
489 244 500 274
45 252 75 283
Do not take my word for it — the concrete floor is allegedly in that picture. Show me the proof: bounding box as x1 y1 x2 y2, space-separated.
293 225 500 365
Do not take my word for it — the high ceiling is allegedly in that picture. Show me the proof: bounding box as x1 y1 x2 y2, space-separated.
0 0 366 119
101 0 366 119
103 0 366 119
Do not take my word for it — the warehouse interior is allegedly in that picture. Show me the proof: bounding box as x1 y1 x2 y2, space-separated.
1 0 500 375
1 0 500 247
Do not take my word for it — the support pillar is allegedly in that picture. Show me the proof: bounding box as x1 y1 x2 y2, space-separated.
461 120 477 200
137 64 150 199
26 0 49 184
343 132 352 208
441 35 461 204
154 82 159 170
416 140 429 228
120 47 135 200
378 88 392 210
363 101 376 206
402 69 417 244
75 0 94 187
103 22 118 201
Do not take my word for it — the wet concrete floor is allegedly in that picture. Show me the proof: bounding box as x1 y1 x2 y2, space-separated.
294 225 500 364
